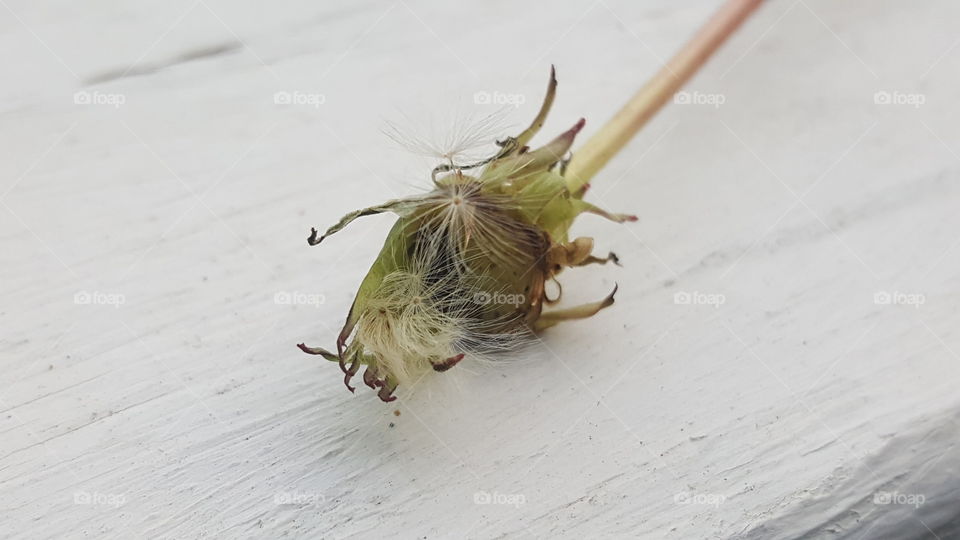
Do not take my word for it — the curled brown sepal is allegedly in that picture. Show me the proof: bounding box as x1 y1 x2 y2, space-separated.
377 381 398 402
432 353 465 372
297 343 339 362
307 199 410 246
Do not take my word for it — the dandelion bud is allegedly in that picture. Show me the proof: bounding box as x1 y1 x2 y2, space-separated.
299 68 635 401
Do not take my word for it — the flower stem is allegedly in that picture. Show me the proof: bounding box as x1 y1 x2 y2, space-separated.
565 0 764 194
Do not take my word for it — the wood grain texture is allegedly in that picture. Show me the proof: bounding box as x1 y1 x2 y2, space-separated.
2 1 959 538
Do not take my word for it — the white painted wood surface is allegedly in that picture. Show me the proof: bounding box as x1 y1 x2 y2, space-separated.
2 1 959 538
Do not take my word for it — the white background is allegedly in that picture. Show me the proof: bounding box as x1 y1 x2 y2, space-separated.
2 0 959 538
